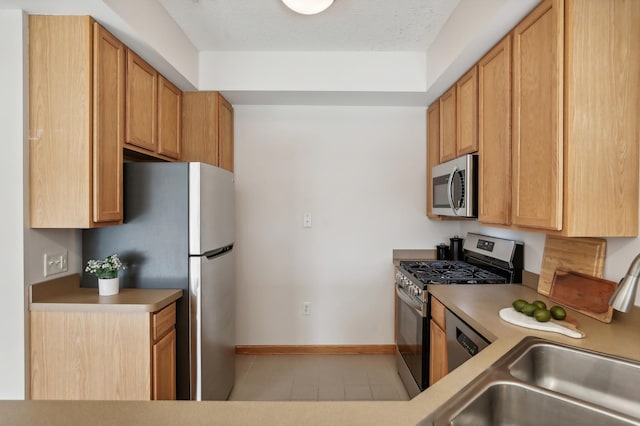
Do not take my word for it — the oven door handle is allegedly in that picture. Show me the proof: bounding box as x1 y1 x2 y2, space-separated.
447 167 459 215
396 286 426 317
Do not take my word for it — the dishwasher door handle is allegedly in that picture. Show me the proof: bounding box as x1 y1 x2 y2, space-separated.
455 328 480 357
446 309 489 372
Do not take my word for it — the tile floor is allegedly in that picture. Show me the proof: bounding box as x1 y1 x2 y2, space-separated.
228 354 410 402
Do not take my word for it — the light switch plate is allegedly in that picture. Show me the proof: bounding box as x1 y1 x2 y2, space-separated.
44 251 68 277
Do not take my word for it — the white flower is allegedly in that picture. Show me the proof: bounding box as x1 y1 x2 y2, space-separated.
85 254 124 279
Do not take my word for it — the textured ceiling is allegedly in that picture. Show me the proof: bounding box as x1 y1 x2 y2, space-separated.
158 0 460 51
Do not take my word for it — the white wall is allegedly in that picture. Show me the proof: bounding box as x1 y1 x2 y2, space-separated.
199 51 426 93
425 0 539 104
0 0 199 91
234 105 458 345
102 0 199 89
0 9 28 399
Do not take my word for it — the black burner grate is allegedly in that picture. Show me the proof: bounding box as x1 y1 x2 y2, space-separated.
400 260 507 285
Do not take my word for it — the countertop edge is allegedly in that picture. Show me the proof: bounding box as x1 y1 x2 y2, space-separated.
30 290 183 313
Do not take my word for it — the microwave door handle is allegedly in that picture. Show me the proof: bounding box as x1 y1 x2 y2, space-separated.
447 167 459 215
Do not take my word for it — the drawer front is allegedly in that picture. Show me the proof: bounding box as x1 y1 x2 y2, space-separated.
153 303 176 341
431 296 446 330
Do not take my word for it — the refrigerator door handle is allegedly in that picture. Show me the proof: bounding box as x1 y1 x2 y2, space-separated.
203 245 234 260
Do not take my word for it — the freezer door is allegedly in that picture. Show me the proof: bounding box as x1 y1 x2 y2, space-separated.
189 162 235 255
189 248 235 401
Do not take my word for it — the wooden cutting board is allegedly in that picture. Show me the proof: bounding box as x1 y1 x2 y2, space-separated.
537 235 606 296
549 269 617 323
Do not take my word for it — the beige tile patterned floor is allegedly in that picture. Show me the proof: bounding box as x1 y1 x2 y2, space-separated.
228 354 410 402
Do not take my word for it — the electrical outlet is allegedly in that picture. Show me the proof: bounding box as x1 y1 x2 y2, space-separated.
44 251 68 277
303 213 312 228
303 302 311 315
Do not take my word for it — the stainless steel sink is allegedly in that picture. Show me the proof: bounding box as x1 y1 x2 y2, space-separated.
505 339 640 418
448 382 634 426
418 337 640 426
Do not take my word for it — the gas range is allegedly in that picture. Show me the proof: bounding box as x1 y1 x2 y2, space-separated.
396 233 524 303
394 233 524 397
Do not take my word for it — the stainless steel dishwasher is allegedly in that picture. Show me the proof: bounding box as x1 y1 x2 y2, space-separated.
446 309 490 371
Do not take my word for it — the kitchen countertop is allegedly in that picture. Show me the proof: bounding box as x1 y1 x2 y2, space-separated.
29 274 182 313
8 279 640 425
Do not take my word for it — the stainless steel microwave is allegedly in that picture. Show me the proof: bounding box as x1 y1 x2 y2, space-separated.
431 154 478 218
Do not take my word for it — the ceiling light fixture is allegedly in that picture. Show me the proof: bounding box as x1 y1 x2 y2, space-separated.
282 0 334 15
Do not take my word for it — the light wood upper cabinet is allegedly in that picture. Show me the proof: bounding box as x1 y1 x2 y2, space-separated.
93 24 125 224
218 95 235 172
426 102 440 218
125 50 181 161
126 50 157 153
456 66 479 156
561 0 638 237
30 16 123 228
439 86 457 163
478 36 512 226
157 76 182 160
182 92 235 172
182 92 218 165
512 0 639 237
512 0 564 231
436 68 478 167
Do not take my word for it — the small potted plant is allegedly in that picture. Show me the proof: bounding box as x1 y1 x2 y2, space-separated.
85 254 124 296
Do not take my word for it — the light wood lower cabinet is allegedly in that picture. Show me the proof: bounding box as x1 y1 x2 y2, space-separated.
153 328 177 400
429 320 447 386
30 303 176 400
429 296 448 385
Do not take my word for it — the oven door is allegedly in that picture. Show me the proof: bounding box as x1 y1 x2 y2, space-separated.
396 286 428 397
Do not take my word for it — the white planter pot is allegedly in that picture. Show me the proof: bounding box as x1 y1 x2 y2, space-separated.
98 277 120 296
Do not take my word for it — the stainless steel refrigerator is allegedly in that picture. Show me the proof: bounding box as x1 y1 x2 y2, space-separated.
82 162 235 401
